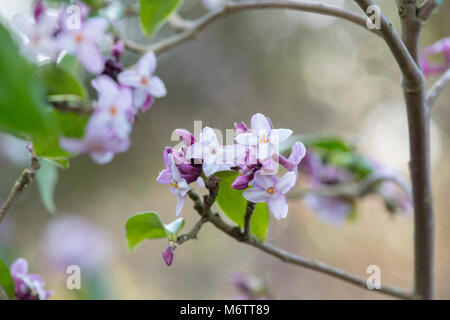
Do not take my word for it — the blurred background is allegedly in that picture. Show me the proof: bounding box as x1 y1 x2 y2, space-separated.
0 0 449 299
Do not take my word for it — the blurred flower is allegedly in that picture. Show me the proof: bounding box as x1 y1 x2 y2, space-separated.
0 134 29 167
12 2 59 60
42 215 113 272
243 171 296 220
57 17 109 74
162 244 175 266
304 194 353 226
420 37 450 76
232 273 269 300
10 258 51 300
118 51 167 111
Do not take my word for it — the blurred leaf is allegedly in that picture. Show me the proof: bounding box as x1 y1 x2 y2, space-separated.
305 136 352 153
328 151 373 179
0 259 14 300
0 23 57 138
36 62 88 103
126 212 167 251
139 0 184 37
215 171 269 242
36 159 59 214
164 218 185 242
33 109 89 159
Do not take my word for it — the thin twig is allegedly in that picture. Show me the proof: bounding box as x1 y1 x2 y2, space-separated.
0 156 40 224
426 69 450 109
187 180 418 300
121 0 379 55
176 217 209 246
418 0 437 21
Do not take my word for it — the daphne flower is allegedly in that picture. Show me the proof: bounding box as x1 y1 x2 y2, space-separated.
168 154 190 216
243 171 296 220
91 75 134 135
420 37 450 76
60 118 130 164
58 17 108 74
12 8 59 60
157 147 202 185
187 127 245 177
278 142 306 176
10 258 51 300
118 51 167 110
235 113 292 161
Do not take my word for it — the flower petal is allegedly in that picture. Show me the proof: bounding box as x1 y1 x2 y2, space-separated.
267 194 288 220
252 171 276 190
83 17 108 43
78 43 104 74
251 113 272 132
235 133 258 146
118 70 142 87
137 51 157 76
175 192 186 216
275 171 297 194
270 128 293 144
243 188 268 203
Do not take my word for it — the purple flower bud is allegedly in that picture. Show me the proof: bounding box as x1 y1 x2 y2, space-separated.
10 258 52 300
234 122 249 134
111 40 125 61
175 129 196 146
33 0 45 23
162 245 175 266
102 59 124 81
141 94 155 112
232 173 254 190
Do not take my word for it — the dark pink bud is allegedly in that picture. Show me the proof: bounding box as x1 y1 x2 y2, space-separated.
162 245 174 266
141 94 155 112
175 129 196 146
33 1 45 22
111 40 125 61
231 173 253 190
234 122 249 134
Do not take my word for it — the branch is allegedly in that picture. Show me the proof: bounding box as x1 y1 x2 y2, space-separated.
50 100 93 115
0 156 40 224
122 0 380 56
418 0 437 21
186 179 417 300
176 217 209 246
426 69 450 109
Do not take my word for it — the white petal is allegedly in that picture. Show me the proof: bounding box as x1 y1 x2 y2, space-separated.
175 192 186 216
118 70 142 87
134 89 148 108
253 172 276 190
235 133 258 146
267 195 288 220
12 15 33 39
203 162 220 177
137 51 157 76
251 113 272 132
275 171 297 194
257 142 273 161
270 129 293 144
200 127 219 145
243 188 268 203
146 76 166 98
83 17 108 43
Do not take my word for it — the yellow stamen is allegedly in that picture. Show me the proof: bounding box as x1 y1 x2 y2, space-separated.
267 187 274 195
172 181 178 189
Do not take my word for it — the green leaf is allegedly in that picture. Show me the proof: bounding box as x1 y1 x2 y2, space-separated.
164 217 185 242
0 259 14 300
36 62 88 103
215 171 269 242
328 151 373 179
125 212 167 251
33 109 89 159
139 0 184 37
0 23 57 138
36 159 59 214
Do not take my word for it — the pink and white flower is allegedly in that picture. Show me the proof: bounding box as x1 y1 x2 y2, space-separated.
118 51 167 111
10 258 51 300
243 171 297 220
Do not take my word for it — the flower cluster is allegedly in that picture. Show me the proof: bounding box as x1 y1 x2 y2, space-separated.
157 113 306 219
300 148 411 225
420 37 450 76
10 258 51 300
13 2 167 164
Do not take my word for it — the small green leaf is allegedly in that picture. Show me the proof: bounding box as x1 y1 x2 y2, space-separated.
33 109 89 159
125 212 167 251
36 62 88 103
164 217 185 242
36 159 59 214
0 23 57 138
139 0 184 37
0 259 14 300
215 171 269 242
